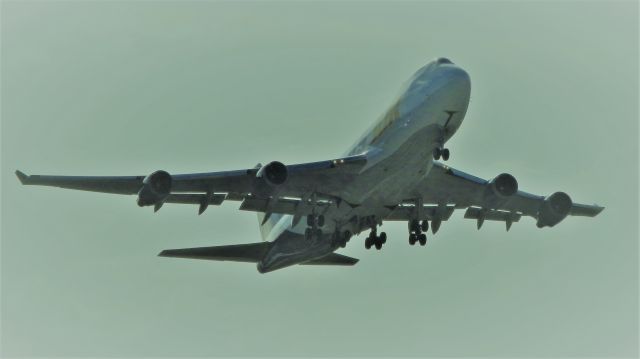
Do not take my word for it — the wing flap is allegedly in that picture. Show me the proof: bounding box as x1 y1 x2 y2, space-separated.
164 193 226 205
385 204 456 221
464 207 522 222
239 196 334 216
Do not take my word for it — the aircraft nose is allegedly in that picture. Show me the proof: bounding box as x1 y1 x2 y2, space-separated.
446 65 470 85
434 63 471 102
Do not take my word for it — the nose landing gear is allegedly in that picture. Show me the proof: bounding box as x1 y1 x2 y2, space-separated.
433 147 450 161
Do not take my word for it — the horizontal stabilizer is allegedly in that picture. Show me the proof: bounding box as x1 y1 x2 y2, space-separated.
570 203 605 217
159 242 271 263
302 253 359 266
15 170 29 184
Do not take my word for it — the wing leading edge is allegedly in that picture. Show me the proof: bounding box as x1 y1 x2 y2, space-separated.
406 162 604 229
14 154 367 214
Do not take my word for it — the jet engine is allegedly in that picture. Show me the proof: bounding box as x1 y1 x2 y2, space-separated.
536 191 572 228
137 170 172 206
488 173 518 198
256 161 288 186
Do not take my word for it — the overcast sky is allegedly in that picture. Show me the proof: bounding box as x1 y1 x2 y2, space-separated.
2 1 638 357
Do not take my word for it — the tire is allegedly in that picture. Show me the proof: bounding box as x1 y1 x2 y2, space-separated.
304 228 312 240
315 229 323 239
306 214 315 227
317 215 325 227
375 241 382 250
409 220 419 233
331 232 339 244
433 148 441 160
419 233 427 246
442 148 450 161
380 232 387 244
409 234 417 245
420 220 429 232
365 238 372 249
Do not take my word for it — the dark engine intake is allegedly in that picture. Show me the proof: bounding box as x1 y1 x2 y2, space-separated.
489 173 518 198
137 170 172 206
536 191 572 228
256 161 288 186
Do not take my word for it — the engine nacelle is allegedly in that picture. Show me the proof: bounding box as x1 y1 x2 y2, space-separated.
536 191 572 228
488 173 518 198
256 161 288 186
137 170 172 206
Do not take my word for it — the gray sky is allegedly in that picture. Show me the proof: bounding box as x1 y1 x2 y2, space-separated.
2 1 638 357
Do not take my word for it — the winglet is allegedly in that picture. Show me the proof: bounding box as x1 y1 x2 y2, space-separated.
15 170 29 185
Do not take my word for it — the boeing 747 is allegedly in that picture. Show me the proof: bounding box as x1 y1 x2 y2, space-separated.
16 58 604 273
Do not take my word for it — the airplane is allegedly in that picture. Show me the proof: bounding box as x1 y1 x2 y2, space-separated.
15 57 604 273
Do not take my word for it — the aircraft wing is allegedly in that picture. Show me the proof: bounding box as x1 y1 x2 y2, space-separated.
15 154 367 214
159 242 359 266
401 162 604 229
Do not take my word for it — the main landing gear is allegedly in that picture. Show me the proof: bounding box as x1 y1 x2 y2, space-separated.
304 214 325 240
333 230 352 248
364 227 387 250
408 220 428 246
433 147 450 161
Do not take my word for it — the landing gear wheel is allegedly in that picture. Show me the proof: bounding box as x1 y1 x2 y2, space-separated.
374 241 382 250
409 233 417 245
379 232 387 244
304 228 312 240
365 237 372 249
317 215 325 227
340 231 350 248
442 148 450 161
315 229 323 239
419 233 427 246
420 220 429 232
409 220 420 233
306 214 314 227
433 147 442 160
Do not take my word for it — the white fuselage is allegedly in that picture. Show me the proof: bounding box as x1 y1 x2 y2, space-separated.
257 58 471 272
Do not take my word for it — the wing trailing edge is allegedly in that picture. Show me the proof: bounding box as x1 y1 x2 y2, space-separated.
302 253 359 266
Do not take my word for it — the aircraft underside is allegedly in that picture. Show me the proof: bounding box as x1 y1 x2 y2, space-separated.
16 57 604 273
